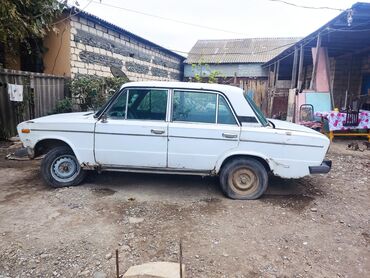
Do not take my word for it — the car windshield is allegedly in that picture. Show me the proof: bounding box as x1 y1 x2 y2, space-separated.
244 95 269 127
94 90 120 118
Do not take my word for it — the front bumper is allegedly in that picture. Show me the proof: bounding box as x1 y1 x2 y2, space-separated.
26 146 35 159
309 160 332 174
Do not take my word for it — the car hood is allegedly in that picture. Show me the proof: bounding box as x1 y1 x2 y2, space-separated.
17 111 97 134
31 111 96 123
268 119 320 134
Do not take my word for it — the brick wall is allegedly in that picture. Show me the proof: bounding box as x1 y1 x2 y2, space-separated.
69 16 183 81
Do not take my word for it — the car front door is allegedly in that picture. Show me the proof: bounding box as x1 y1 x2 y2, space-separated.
168 90 240 171
94 88 169 168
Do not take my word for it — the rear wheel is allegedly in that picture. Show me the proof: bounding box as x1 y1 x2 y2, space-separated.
41 146 86 188
220 158 268 200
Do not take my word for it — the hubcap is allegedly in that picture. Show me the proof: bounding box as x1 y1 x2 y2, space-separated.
51 155 80 183
228 167 259 195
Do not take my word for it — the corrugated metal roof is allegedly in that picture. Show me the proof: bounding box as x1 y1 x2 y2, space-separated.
264 2 370 67
185 37 301 64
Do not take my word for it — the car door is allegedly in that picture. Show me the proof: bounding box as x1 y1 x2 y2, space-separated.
94 88 169 168
168 90 240 171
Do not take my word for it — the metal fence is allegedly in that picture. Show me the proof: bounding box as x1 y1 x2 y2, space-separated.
0 69 66 138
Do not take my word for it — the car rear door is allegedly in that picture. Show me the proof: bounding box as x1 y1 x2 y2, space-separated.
94 88 169 168
167 90 240 171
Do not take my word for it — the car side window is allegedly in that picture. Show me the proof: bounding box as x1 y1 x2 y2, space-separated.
106 90 127 119
173 91 217 123
127 89 167 121
218 95 237 125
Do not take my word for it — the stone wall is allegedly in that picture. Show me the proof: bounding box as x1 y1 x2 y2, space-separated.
69 16 183 81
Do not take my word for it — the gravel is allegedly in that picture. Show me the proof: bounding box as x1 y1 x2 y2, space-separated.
0 140 369 277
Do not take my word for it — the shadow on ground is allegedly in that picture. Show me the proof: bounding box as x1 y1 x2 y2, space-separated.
80 171 316 204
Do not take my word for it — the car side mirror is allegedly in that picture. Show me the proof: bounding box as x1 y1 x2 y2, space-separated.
101 114 108 123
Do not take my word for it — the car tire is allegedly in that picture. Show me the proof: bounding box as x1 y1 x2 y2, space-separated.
41 146 86 188
220 158 268 200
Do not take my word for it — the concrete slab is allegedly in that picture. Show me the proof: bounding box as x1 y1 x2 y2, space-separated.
123 262 185 278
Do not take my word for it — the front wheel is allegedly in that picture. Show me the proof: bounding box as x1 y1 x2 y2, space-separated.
220 158 268 200
41 146 86 188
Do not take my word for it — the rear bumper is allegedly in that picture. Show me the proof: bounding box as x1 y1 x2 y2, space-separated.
309 160 332 174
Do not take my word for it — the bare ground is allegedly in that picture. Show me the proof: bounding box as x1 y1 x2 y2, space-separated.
0 141 369 278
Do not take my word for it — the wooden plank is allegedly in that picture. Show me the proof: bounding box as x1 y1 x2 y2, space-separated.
286 89 296 122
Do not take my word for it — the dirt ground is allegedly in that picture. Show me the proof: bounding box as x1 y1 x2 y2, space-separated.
0 140 369 278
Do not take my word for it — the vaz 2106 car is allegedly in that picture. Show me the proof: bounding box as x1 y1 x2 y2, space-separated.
17 82 331 200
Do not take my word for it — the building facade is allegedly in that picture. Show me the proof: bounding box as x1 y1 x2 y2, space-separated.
45 10 184 81
264 2 370 119
184 38 299 111
2 8 184 82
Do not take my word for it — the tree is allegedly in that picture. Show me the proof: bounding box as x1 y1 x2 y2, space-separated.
191 60 223 83
71 75 129 111
0 0 65 50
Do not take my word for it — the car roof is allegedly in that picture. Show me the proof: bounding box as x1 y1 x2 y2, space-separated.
120 81 257 121
121 81 243 96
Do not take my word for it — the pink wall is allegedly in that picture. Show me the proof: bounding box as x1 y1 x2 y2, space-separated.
311 47 330 92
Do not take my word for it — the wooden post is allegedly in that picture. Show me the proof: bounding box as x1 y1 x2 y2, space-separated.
268 65 273 87
267 64 275 117
291 46 299 89
324 50 335 109
294 45 305 122
344 55 353 109
268 61 278 117
297 44 304 90
179 239 183 278
275 60 280 87
287 47 299 122
310 33 321 90
330 60 336 109
115 249 120 278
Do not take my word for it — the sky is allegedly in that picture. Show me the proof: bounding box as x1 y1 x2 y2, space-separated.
71 0 369 56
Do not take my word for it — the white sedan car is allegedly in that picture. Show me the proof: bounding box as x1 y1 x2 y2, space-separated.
17 82 331 200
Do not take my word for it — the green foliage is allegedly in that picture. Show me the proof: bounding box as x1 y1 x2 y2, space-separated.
208 69 222 83
70 75 128 111
191 60 222 83
51 98 73 114
0 0 65 49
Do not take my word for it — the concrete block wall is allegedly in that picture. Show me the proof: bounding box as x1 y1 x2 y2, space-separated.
69 16 183 81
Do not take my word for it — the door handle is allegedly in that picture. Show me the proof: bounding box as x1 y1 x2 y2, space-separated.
151 129 165 135
222 133 238 139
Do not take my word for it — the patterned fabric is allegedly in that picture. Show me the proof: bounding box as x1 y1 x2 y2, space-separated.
315 110 370 131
